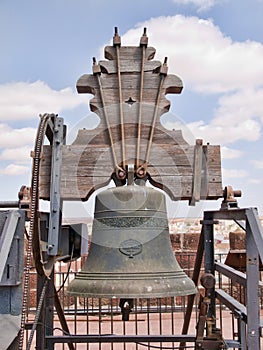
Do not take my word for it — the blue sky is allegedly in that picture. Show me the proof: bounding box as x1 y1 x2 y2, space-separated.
0 0 263 217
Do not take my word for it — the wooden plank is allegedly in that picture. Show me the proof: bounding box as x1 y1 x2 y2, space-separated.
39 141 222 201
72 125 188 146
104 46 156 62
80 71 183 93
40 144 197 170
100 59 161 74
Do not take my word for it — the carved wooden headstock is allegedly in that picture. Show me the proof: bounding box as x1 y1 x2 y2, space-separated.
39 28 222 203
76 27 184 180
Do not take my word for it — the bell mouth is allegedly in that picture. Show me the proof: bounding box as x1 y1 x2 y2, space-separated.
67 244 197 298
67 271 197 298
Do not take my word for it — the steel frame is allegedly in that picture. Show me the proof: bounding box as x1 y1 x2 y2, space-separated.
31 116 263 350
32 207 262 349
202 207 263 350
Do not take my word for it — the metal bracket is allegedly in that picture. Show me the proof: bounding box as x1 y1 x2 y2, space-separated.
0 211 21 284
47 115 64 256
221 185 242 210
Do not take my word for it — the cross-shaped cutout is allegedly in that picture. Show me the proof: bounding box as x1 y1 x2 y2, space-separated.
125 97 136 106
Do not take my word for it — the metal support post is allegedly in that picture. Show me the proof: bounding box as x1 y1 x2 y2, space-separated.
36 272 54 350
202 213 217 322
237 316 246 350
36 275 45 350
246 216 260 350
48 115 64 256
45 271 54 350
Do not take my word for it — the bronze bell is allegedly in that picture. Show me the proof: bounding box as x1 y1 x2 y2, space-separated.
67 185 197 298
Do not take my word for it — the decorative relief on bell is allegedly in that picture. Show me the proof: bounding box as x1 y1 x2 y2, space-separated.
119 239 143 258
93 216 168 228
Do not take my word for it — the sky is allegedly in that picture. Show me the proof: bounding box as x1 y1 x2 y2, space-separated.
0 0 263 218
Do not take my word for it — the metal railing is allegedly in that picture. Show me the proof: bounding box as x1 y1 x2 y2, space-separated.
23 251 263 349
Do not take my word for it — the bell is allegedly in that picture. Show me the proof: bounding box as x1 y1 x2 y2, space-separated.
67 185 197 298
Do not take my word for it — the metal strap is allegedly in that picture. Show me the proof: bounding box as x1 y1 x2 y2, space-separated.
116 45 126 169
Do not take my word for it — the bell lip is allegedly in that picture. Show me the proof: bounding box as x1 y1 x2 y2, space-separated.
67 274 197 298
73 271 192 277
67 271 197 298
66 288 198 298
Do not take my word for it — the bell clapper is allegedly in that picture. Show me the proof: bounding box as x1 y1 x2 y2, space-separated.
119 298 134 321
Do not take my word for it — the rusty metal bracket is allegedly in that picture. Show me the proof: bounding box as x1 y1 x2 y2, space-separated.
221 185 242 210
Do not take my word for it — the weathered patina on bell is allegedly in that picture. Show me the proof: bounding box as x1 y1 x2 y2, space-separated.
67 185 197 298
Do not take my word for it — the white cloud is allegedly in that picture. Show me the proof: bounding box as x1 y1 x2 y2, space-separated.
0 81 88 121
248 178 262 184
122 15 263 94
163 107 262 146
0 124 36 148
0 81 90 177
221 146 244 159
251 159 263 169
187 118 261 144
0 80 90 177
0 146 32 164
223 168 248 179
214 88 263 125
0 126 34 176
172 0 222 12
121 15 263 145
0 164 29 176
185 88 263 144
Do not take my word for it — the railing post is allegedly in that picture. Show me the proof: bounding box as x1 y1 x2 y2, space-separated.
246 211 261 350
202 212 217 322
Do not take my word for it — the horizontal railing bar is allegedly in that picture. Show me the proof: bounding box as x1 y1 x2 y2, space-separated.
216 289 247 322
0 201 19 208
215 262 247 286
46 334 196 344
58 305 190 316
224 340 242 348
45 334 243 347
205 208 247 221
215 262 263 287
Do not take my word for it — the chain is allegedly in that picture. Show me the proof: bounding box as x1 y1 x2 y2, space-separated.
18 114 50 350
